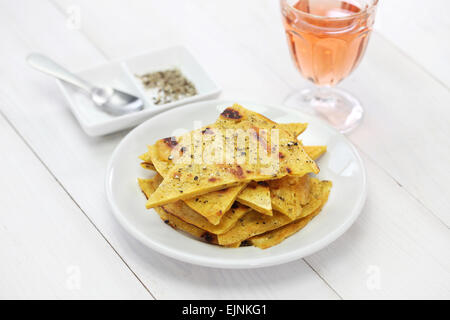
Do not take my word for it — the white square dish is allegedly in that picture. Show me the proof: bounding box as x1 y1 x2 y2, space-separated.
57 46 221 136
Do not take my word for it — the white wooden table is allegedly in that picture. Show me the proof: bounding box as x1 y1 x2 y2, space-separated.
1 0 449 299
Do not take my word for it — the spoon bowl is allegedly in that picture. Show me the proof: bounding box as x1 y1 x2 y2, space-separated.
90 86 144 115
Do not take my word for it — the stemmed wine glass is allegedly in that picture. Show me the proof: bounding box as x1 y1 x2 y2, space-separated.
280 0 378 133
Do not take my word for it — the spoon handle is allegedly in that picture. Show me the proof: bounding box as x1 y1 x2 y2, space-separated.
27 53 92 93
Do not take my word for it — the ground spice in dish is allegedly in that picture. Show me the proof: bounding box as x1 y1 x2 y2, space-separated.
136 68 197 105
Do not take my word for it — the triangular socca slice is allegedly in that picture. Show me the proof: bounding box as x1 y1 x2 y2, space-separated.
236 181 272 215
268 175 311 219
138 175 251 235
148 141 247 225
248 186 331 249
232 145 326 217
146 104 319 208
138 176 241 247
184 184 247 225
217 179 332 246
267 145 327 219
303 146 327 162
279 123 308 138
249 209 320 249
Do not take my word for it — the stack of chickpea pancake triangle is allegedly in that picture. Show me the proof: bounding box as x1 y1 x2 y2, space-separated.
138 104 332 249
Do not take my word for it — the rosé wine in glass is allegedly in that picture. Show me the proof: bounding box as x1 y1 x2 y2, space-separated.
281 0 378 133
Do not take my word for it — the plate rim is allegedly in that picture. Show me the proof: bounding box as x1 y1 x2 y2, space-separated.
105 99 367 269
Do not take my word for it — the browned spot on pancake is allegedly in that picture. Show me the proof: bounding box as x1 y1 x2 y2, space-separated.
216 210 223 216
217 162 246 180
208 177 218 182
221 108 242 119
278 152 285 159
241 240 251 247
202 232 214 243
172 172 182 179
141 162 153 169
229 165 245 179
162 137 178 148
201 127 214 134
251 127 269 153
286 167 292 174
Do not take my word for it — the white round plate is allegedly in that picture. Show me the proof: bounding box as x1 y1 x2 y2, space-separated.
106 100 366 268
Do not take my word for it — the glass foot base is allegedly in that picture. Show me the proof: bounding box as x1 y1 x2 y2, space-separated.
283 87 363 134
